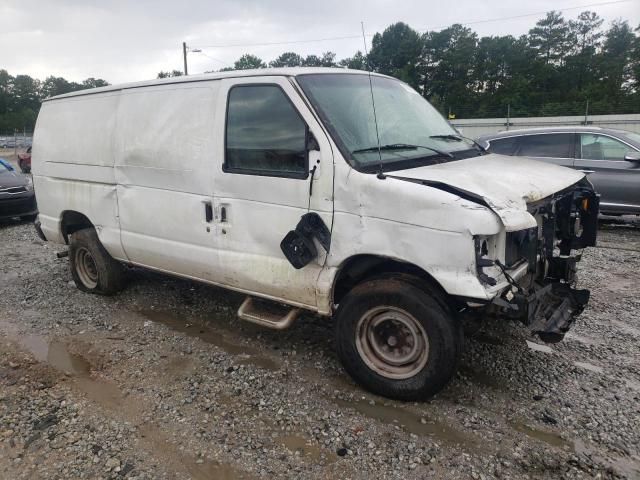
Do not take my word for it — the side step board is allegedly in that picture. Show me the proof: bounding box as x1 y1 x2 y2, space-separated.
237 297 301 330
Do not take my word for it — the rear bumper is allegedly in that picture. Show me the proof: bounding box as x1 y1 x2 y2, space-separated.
0 194 38 220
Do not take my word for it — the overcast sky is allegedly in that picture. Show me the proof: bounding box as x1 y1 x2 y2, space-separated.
2 0 638 84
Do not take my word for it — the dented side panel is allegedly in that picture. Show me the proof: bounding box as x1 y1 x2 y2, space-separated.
32 93 125 260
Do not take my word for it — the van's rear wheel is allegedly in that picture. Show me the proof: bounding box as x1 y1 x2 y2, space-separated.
69 228 126 295
335 277 461 401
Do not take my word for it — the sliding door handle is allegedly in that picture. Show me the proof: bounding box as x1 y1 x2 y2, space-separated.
203 201 213 222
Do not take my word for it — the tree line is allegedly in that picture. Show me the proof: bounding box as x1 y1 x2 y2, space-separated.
2 10 639 133
0 73 109 133
192 11 640 119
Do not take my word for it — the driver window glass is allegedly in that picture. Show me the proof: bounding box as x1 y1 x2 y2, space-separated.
580 134 629 161
225 85 308 178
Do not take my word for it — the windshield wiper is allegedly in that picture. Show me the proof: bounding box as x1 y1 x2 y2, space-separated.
430 134 487 153
352 143 454 158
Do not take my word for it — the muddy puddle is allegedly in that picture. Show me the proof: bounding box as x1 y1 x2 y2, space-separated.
509 420 572 450
19 335 91 375
134 309 281 372
185 458 254 480
334 397 478 450
277 434 335 464
0 317 126 409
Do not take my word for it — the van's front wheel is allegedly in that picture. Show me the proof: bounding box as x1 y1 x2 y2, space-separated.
335 278 461 401
69 228 126 295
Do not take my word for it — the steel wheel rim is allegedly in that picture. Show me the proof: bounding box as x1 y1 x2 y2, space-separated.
75 247 98 289
355 306 429 380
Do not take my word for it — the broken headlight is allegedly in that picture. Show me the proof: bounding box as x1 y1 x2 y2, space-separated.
504 227 538 271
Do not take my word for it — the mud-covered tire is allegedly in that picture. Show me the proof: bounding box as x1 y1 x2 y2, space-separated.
335 277 462 401
69 227 126 295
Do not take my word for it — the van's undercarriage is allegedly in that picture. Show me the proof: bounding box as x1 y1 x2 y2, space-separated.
478 183 599 342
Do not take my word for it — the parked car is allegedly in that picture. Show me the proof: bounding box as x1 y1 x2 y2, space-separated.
18 146 32 173
1 139 16 149
0 158 37 221
478 127 640 215
32 68 598 400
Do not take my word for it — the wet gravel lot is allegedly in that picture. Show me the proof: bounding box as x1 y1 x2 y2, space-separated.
0 218 639 479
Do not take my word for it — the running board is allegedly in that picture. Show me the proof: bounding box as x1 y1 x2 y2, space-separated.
237 297 300 330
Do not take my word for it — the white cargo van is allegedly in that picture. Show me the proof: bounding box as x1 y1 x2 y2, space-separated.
32 68 598 400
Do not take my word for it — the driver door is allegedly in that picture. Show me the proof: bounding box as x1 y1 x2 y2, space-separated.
211 77 334 309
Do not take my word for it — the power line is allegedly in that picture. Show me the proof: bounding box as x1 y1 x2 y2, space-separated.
189 0 631 50
196 51 232 67
193 34 363 50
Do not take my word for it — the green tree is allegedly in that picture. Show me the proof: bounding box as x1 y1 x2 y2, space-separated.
422 24 478 114
528 11 573 66
369 22 422 88
565 11 604 94
269 52 304 67
157 70 184 78
233 54 267 70
597 20 636 109
339 51 367 70
301 52 337 67
82 77 110 88
40 76 82 98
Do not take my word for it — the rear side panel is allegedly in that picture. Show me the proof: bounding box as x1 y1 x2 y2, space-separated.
32 92 126 259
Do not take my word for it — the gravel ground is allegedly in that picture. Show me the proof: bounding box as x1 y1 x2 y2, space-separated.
0 218 639 479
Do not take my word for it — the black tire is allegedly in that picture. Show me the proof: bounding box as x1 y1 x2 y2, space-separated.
335 277 462 401
69 227 126 295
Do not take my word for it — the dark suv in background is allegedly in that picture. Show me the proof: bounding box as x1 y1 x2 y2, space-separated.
478 127 640 215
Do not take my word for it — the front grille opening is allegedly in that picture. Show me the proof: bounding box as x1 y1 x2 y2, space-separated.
505 227 538 268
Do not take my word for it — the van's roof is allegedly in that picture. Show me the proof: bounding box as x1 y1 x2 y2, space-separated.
45 67 385 101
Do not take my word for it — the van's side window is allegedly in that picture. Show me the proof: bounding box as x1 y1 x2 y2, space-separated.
225 85 308 178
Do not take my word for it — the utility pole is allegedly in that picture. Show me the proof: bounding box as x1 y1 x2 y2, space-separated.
584 100 589 125
183 42 188 76
506 104 511 131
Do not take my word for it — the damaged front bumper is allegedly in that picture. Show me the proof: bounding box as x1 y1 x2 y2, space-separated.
493 282 590 343
480 182 599 342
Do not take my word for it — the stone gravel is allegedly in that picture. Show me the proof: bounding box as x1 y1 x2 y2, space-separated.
0 218 639 479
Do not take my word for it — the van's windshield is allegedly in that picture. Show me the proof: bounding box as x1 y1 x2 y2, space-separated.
296 73 481 172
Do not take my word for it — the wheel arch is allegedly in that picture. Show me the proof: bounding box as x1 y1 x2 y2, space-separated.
60 210 94 244
331 254 457 312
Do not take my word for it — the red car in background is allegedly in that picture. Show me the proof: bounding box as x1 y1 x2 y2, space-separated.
18 147 31 173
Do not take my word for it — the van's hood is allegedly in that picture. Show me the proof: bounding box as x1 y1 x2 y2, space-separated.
391 154 585 231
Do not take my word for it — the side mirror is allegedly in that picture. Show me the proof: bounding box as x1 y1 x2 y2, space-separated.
624 151 640 162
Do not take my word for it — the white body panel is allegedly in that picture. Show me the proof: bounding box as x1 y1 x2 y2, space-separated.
32 68 585 316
